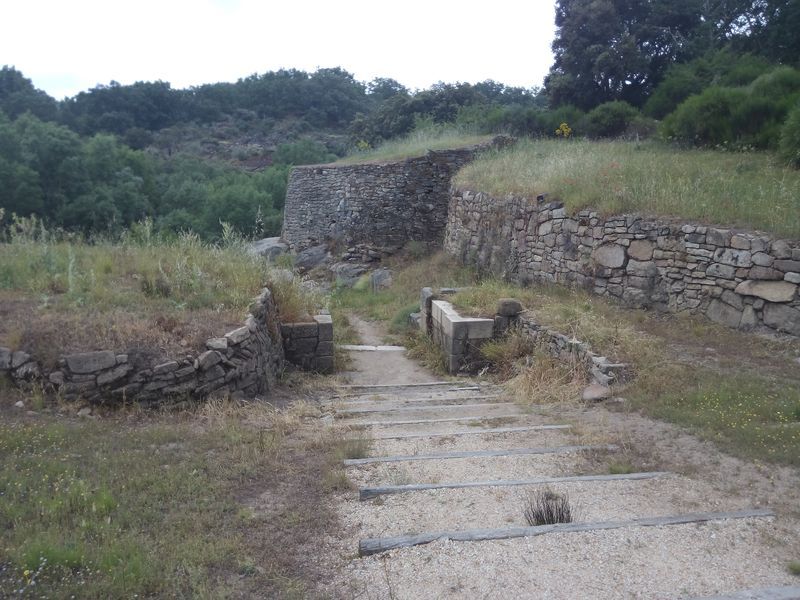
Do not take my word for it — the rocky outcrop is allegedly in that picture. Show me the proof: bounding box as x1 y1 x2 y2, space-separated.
445 189 800 337
281 136 513 260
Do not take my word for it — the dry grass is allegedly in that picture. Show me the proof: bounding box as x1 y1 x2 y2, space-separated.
523 487 575 526
454 138 800 237
336 128 492 165
0 393 349 598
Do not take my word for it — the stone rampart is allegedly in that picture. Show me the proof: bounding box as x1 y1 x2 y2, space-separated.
281 137 513 261
0 288 285 404
445 189 800 336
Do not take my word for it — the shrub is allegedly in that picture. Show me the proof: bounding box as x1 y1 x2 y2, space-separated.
584 101 639 139
523 487 574 526
779 103 800 168
661 87 746 146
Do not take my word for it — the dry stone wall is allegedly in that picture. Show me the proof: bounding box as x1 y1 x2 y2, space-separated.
281 137 513 261
281 314 334 374
445 189 800 337
1 289 292 405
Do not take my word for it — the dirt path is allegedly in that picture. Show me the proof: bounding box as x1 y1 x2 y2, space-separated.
316 319 800 599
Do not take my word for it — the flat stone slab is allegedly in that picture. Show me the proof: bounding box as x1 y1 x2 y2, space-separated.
690 587 800 600
359 471 670 500
365 425 571 441
335 401 512 415
338 345 406 352
351 414 523 427
358 508 775 556
344 444 613 466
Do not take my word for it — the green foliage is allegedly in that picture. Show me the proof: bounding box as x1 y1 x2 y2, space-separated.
584 101 640 138
272 139 336 166
662 66 800 149
779 103 800 168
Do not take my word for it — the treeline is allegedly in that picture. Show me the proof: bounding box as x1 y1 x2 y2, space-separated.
0 110 335 239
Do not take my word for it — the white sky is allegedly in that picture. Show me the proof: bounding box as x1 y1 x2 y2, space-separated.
2 0 556 99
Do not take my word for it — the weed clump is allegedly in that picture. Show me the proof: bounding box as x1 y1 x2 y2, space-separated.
523 487 574 526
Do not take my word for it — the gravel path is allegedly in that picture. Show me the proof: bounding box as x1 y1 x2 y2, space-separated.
317 318 799 599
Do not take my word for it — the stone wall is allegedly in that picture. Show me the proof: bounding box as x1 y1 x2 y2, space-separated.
445 189 800 336
281 314 334 374
1 288 288 405
281 137 513 260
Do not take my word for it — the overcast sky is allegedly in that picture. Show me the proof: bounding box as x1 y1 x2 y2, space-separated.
3 0 556 99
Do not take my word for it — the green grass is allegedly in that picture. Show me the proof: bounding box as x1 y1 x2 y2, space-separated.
336 128 492 164
789 561 800 576
0 398 344 598
454 138 800 237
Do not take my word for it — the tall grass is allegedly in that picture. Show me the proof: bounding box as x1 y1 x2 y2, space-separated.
454 138 800 237
336 126 492 164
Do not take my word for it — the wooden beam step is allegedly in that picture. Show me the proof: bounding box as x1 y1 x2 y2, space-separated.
358 509 775 556
332 394 504 407
367 424 571 441
359 471 670 500
338 382 477 390
344 444 611 466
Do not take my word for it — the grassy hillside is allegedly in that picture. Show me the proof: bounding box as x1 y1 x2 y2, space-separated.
335 128 492 164
455 139 800 237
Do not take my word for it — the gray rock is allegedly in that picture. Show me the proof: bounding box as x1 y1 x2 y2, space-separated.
0 347 10 370
785 272 800 284
705 263 736 279
626 259 657 277
206 338 228 351
706 228 731 247
706 299 742 328
14 361 40 380
225 326 251 345
735 280 797 303
96 365 130 387
740 305 758 329
370 268 393 290
763 303 800 336
748 266 783 280
627 240 654 261
582 383 612 402
713 248 752 267
295 244 329 272
496 298 524 316
330 262 368 287
152 361 179 375
774 259 800 273
752 252 774 267
771 239 792 259
77 407 92 418
197 350 222 371
730 234 751 250
11 351 31 369
14 400 24 408
592 243 626 268
49 371 65 386
248 237 288 261
65 351 116 374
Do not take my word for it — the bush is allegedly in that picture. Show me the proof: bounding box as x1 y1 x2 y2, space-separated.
523 487 574 526
583 101 639 139
661 87 746 146
780 103 800 168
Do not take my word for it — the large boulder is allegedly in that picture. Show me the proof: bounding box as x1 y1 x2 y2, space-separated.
248 237 288 261
763 303 800 336
592 243 626 268
295 244 329 272
330 262 369 288
706 299 742 328
370 268 393 290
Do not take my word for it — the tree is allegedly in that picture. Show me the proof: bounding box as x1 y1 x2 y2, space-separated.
0 66 58 121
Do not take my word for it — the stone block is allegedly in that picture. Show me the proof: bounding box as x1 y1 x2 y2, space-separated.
705 263 736 280
288 337 318 353
713 248 752 267
316 341 334 356
65 350 116 374
314 314 333 341
225 326 251 345
496 298 523 316
785 272 800 284
197 350 222 371
0 347 10 370
153 361 179 375
97 364 133 387
707 228 731 247
735 280 797 303
774 259 800 273
771 240 792 259
626 259 657 277
49 371 65 386
628 240 654 261
288 322 319 338
592 243 626 268
748 266 783 280
206 337 228 351
466 319 495 340
706 299 742 328
730 234 751 250
763 303 800 336
752 252 774 267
